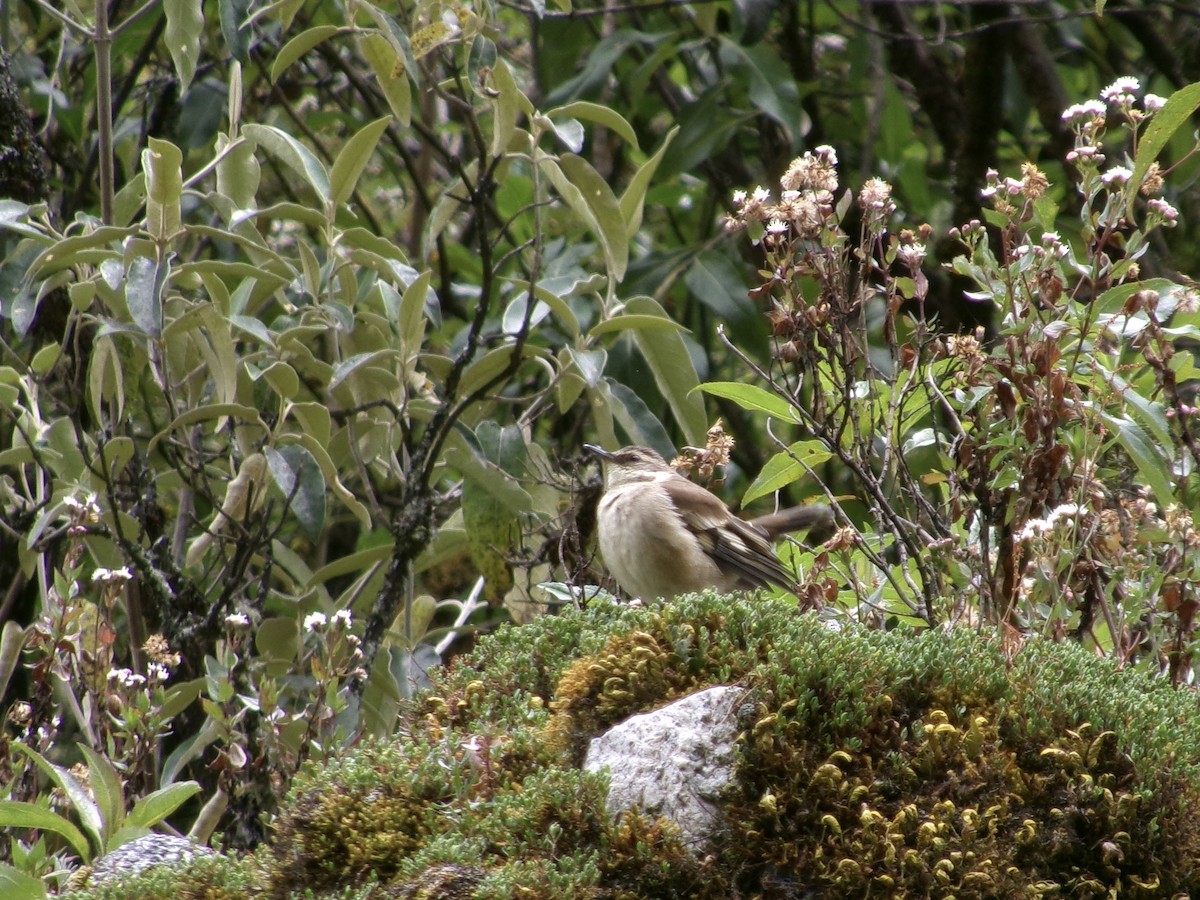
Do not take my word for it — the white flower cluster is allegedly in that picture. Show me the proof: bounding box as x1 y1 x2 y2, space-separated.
1016 503 1083 542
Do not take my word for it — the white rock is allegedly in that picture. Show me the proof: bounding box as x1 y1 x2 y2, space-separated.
583 685 744 848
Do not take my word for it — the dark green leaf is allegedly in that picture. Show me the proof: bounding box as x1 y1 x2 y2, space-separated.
265 444 327 540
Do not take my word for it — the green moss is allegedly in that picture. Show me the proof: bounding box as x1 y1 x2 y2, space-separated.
59 850 254 900
72 593 1200 898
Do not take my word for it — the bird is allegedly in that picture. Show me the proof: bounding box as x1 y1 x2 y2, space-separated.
585 444 832 600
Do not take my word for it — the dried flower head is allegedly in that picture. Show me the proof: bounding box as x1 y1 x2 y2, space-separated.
142 633 181 668
1139 162 1164 196
781 147 839 193
1020 163 1049 199
858 177 894 229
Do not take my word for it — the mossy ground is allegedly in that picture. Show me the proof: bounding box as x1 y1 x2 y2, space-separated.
63 593 1200 898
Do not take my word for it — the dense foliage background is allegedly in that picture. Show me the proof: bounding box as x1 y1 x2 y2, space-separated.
2 0 1200 891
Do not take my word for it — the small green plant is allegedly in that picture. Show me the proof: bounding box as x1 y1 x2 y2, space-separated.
714 77 1200 678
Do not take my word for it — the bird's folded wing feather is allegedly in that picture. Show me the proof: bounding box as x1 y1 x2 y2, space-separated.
662 476 797 592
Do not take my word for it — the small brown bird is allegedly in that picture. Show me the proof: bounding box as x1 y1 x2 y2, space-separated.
586 444 832 600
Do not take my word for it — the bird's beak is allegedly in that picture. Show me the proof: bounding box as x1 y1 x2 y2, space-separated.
584 443 615 461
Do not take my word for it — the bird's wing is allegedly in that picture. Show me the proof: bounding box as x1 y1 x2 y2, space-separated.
661 475 797 593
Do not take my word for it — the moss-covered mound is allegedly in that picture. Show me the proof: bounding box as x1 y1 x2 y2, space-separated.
64 593 1200 898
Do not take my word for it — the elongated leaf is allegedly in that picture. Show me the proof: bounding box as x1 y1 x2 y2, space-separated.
361 33 411 127
546 101 638 148
491 59 524 158
0 622 24 704
159 678 203 720
1101 412 1175 510
219 0 252 62
150 404 265 453
330 116 392 207
0 862 46 899
742 441 832 505
271 25 342 83
78 745 124 849
125 254 166 339
295 433 372 529
397 270 431 361
623 296 707 445
357 1 418 85
329 349 402 391
265 444 327 540
242 124 330 204
620 126 678 235
697 382 799 422
541 155 628 282
606 378 674 451
1131 82 1200 203
717 37 804 141
143 139 182 242
0 802 89 861
163 0 203 91
9 744 103 855
125 782 202 830
588 314 688 336
29 227 132 279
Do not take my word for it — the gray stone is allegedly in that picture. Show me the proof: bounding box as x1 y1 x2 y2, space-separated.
583 685 744 849
88 833 215 886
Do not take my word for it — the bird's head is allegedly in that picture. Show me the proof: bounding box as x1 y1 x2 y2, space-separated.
584 444 673 486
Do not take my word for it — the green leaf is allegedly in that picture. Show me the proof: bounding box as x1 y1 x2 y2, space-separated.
125 254 167 339
329 349 402 392
546 101 639 149
159 678 203 720
265 444 327 540
242 124 331 204
9 744 103 856
330 116 392 207
295 433 372 529
0 802 90 862
623 296 707 445
0 622 25 707
1101 412 1175 510
163 0 203 91
142 139 183 242
717 37 804 141
1131 82 1200 204
456 424 529 601
29 227 131 279
444 428 534 516
491 59 525 158
125 782 203 830
257 617 301 664
620 126 677 235
697 382 799 422
0 862 47 899
78 745 125 849
357 1 419 86
541 154 628 282
361 33 411 126
605 378 674 451
742 440 832 505
310 543 392 586
588 314 689 336
219 0 252 62
272 26 343 83
150 404 266 453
